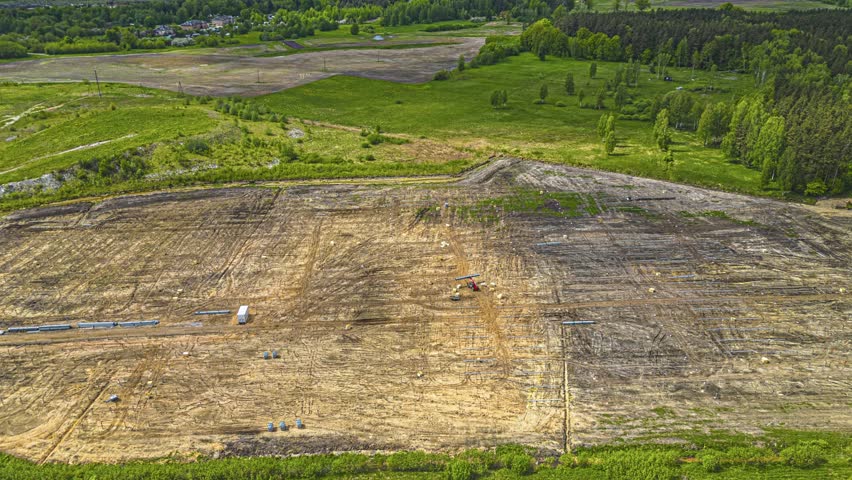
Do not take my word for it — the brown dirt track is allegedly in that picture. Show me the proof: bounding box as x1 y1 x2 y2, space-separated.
0 38 484 96
0 158 849 463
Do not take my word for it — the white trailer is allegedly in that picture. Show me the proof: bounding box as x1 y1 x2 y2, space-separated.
237 305 249 324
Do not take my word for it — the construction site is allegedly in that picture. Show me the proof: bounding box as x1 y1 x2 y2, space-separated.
0 158 849 463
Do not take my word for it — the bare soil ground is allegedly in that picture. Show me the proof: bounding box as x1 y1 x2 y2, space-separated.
0 158 849 463
0 38 484 96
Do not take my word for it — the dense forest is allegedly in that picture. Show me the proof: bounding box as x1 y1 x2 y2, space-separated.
510 12 851 195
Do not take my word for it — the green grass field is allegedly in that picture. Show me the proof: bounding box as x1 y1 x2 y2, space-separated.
1 430 849 479
260 53 763 195
0 80 481 212
0 53 777 213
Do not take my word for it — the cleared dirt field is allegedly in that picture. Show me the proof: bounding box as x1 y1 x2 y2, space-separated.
0 158 849 463
0 38 483 96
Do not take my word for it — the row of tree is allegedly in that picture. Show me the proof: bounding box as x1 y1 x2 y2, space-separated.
555 9 851 74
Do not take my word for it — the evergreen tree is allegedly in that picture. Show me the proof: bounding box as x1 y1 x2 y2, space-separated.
490 90 502 108
663 150 675 171
539 84 549 102
595 87 606 109
605 114 615 138
578 88 586 107
598 113 608 139
565 73 575 95
350 23 359 35
457 54 465 72
614 83 627 110
589 62 597 79
635 0 651 10
722 98 750 159
604 130 616 155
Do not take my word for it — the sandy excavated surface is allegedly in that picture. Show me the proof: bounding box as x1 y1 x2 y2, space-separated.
0 159 849 463
0 38 484 96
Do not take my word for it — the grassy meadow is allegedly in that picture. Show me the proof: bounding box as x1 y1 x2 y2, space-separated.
261 53 762 194
0 52 775 213
0 80 480 212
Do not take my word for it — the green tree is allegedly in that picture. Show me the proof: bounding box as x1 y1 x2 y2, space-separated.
755 116 786 187
552 5 568 25
675 38 689 67
743 99 767 167
654 108 672 151
614 83 627 110
595 87 606 109
350 23 359 35
577 88 586 107
539 84 549 102
697 103 716 146
0 40 27 59
597 113 609 139
722 98 750 158
635 0 650 10
457 54 465 72
589 62 597 78
565 73 575 95
663 150 675 171
490 90 502 108
804 179 828 197
604 130 616 154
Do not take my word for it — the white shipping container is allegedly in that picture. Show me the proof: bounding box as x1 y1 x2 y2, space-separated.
237 305 249 324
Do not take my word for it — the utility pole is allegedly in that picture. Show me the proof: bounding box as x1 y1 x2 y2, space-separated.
94 69 102 97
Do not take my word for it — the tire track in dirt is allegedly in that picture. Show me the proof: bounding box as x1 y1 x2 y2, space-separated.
38 366 116 464
446 227 512 375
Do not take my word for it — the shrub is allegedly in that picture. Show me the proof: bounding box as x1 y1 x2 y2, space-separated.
502 454 533 476
433 70 451 81
330 453 371 475
723 446 772 465
446 459 475 480
600 448 680 480
701 453 722 472
185 138 210 155
780 441 829 468
366 132 383 145
558 452 576 468
386 451 447 472
804 179 828 197
457 449 497 476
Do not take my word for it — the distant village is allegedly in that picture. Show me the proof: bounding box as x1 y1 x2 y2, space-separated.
146 15 236 46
